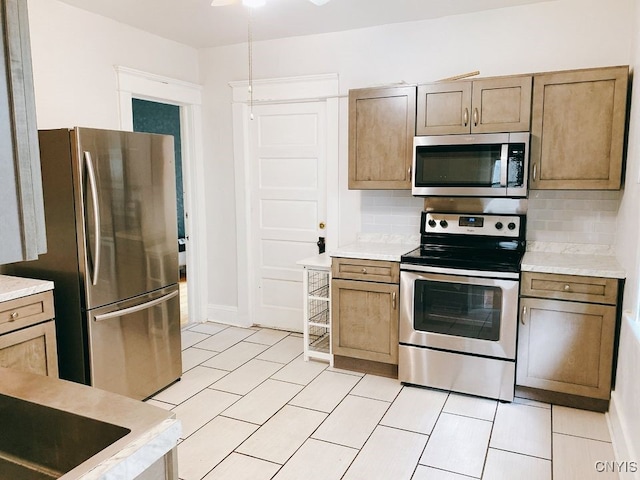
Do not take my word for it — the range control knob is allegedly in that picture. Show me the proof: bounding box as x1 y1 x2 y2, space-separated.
428 219 437 228
439 220 448 228
495 222 503 230
508 222 517 231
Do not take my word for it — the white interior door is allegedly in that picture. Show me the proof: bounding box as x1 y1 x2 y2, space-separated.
249 102 327 331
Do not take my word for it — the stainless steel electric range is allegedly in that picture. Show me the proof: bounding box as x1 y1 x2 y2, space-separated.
399 211 526 401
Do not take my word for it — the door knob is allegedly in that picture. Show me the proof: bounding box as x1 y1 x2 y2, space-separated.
319 222 325 229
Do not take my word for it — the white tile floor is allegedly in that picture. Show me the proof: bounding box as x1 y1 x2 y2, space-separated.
147 322 621 480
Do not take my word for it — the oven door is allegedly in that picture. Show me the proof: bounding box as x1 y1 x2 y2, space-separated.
400 268 519 359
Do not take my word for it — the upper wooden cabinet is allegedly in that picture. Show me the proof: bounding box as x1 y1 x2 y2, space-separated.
348 85 416 190
529 66 629 190
0 0 46 265
416 75 532 135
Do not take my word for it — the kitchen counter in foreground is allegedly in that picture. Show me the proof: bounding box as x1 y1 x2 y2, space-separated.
0 366 180 479
521 245 625 279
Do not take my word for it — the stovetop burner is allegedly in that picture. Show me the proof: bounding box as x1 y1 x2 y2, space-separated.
401 211 526 273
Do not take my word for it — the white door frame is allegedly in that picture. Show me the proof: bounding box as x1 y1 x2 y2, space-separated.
230 74 339 327
115 66 207 325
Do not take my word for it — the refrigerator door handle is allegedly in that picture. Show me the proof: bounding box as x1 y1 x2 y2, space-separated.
84 151 101 286
93 289 180 322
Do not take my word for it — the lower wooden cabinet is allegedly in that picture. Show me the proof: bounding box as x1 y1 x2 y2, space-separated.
331 279 399 364
516 271 619 409
0 320 58 377
0 290 58 377
331 258 400 377
517 297 615 400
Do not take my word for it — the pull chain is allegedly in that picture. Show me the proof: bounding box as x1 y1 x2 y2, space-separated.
248 7 254 120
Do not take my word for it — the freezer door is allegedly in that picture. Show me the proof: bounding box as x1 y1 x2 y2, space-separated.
76 128 179 309
87 285 182 400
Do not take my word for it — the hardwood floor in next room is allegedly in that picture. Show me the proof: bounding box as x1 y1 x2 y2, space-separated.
147 322 620 480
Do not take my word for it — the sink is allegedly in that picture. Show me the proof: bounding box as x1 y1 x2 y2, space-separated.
0 393 130 480
0 366 179 480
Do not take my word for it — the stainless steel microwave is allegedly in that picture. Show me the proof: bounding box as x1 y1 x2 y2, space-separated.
412 132 529 197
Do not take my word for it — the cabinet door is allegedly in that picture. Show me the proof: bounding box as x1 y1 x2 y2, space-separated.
348 86 416 189
0 0 45 265
516 297 615 399
530 66 628 190
416 81 472 135
471 76 531 133
0 320 59 377
331 279 399 364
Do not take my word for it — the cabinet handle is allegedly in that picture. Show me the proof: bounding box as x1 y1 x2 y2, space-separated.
564 284 571 291
473 107 479 127
9 312 18 322
392 292 397 310
408 166 412 180
361 268 367 274
463 108 469 127
532 163 537 182
521 306 526 325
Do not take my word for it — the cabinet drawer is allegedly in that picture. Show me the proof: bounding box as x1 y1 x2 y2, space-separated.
0 291 55 334
521 272 618 305
332 258 399 284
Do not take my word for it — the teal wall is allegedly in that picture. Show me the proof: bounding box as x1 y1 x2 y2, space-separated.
132 98 184 238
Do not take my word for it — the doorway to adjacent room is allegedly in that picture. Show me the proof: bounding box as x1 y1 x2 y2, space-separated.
132 98 189 326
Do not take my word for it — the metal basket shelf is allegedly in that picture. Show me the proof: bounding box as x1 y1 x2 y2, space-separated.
308 270 330 298
309 300 330 325
308 325 330 354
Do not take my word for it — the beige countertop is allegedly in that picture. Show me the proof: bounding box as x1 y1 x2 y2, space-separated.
0 274 54 302
329 241 418 262
522 242 625 279
328 233 419 262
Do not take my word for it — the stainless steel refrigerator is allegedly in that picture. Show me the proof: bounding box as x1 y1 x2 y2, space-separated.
10 127 182 400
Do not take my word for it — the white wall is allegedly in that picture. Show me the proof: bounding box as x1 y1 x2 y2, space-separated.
27 0 199 130
611 0 640 468
200 0 634 315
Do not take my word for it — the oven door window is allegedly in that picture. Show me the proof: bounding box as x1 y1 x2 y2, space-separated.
415 144 503 187
413 279 502 341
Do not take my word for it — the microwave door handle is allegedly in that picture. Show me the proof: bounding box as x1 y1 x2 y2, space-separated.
500 144 508 187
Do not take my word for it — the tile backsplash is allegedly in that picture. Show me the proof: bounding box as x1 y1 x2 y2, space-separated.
360 190 424 237
361 189 621 247
526 190 621 246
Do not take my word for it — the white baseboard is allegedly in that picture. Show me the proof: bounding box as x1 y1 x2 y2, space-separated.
607 312 640 480
206 304 253 328
608 391 640 480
